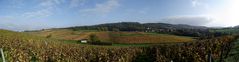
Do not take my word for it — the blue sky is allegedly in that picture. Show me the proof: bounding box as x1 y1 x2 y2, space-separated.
0 0 238 31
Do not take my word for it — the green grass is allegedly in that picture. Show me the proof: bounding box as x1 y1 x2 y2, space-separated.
61 40 186 47
62 40 79 44
112 43 151 47
61 39 154 47
210 29 239 35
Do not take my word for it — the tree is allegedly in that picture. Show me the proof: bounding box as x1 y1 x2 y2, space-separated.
112 28 119 32
89 34 99 42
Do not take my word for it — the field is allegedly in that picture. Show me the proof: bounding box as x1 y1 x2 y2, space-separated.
0 29 237 61
210 28 239 35
0 29 238 61
110 32 194 44
0 30 143 61
27 29 194 44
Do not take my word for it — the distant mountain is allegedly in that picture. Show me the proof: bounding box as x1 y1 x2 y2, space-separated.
143 23 208 30
233 25 239 29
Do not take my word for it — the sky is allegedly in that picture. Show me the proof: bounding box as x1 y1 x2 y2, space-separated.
0 0 239 31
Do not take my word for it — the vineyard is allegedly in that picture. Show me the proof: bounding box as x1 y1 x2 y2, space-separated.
27 29 194 44
0 29 238 61
110 32 194 44
0 30 143 61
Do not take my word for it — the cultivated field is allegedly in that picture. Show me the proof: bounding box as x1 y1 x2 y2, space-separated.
110 32 194 44
0 29 237 62
27 29 194 44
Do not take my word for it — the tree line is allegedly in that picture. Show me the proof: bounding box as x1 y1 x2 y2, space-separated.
65 22 228 38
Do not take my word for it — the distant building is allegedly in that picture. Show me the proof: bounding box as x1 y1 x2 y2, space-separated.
80 39 88 43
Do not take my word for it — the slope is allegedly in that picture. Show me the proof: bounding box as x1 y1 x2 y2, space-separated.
26 29 195 44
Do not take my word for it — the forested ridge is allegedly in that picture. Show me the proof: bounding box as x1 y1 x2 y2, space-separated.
64 22 228 37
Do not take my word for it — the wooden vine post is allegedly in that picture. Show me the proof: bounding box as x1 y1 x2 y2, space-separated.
0 48 6 62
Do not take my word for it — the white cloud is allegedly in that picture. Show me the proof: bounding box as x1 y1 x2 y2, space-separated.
8 0 25 9
160 16 213 26
206 0 239 27
22 8 53 18
0 23 50 31
70 0 85 8
190 0 209 9
39 0 63 7
22 0 64 18
0 17 47 31
192 0 200 7
80 0 120 14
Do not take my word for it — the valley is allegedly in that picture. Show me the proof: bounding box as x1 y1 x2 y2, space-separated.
0 22 239 62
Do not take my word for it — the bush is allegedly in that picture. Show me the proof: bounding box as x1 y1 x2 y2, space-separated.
89 41 112 45
89 34 99 42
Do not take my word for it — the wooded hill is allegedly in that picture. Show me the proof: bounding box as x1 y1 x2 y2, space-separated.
63 22 225 37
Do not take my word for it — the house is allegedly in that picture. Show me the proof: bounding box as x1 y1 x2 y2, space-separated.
80 39 88 43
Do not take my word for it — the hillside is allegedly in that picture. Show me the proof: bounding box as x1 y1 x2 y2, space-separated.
63 22 210 37
27 29 195 44
67 22 208 30
0 29 238 62
0 29 145 61
2 22 239 62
